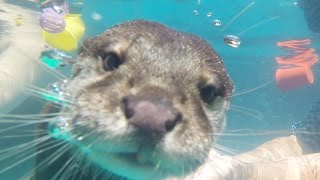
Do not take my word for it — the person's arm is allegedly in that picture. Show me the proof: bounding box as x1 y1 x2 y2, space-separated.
176 135 319 180
0 0 44 112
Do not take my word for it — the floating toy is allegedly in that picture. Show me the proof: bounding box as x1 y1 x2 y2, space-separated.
39 7 66 33
276 66 314 90
39 0 85 52
42 14 85 52
275 39 318 91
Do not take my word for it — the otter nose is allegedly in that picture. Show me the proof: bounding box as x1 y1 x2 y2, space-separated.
121 95 182 134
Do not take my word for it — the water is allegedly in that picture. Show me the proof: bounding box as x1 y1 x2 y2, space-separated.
0 0 319 179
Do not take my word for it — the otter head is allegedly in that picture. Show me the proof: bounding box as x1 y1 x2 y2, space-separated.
62 20 233 179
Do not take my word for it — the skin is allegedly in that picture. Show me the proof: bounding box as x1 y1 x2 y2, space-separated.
0 0 43 113
180 135 320 180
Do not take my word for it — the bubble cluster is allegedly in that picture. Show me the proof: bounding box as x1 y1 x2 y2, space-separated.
48 116 71 140
44 79 69 105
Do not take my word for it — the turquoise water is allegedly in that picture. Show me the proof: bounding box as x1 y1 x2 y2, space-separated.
1 0 320 179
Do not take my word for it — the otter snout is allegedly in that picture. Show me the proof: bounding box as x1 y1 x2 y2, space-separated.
121 95 182 135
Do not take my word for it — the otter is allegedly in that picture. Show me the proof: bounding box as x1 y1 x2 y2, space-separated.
32 20 234 180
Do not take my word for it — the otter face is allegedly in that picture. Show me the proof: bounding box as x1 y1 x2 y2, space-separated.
63 20 233 179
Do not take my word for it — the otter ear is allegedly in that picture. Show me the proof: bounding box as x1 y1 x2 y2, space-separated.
79 38 93 54
78 37 96 55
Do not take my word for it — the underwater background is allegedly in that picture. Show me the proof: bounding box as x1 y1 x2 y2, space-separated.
0 0 319 179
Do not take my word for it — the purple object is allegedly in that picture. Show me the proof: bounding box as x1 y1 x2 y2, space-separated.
39 2 69 33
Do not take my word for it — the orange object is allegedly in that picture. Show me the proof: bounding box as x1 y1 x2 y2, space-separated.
275 39 318 90
276 48 318 66
277 39 311 50
276 66 314 90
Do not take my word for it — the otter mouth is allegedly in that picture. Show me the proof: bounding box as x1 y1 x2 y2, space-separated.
87 148 166 180
113 152 153 166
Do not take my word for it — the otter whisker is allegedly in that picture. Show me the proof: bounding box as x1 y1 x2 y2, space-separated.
26 83 72 99
0 118 55 124
218 138 266 148
49 148 81 180
0 135 51 156
0 135 55 162
39 142 71 169
0 117 60 132
230 105 261 115
22 129 48 134
237 16 280 36
0 119 46 123
230 80 273 98
93 169 108 180
153 160 162 175
21 142 71 179
220 1 256 33
67 149 88 180
212 129 293 136
0 121 41 133
229 107 264 122
25 88 74 106
0 138 67 175
0 113 68 120
0 132 47 139
31 142 72 176
212 143 241 155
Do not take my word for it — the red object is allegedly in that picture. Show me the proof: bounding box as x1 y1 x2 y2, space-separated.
276 66 314 90
275 39 318 90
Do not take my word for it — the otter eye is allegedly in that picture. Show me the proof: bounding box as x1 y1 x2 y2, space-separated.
200 85 216 104
102 53 122 71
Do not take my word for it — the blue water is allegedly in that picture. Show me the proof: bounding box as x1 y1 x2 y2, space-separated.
1 0 320 179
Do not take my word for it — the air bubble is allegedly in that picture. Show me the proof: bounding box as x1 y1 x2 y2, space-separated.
44 80 69 104
49 80 68 96
77 136 84 141
48 116 71 140
91 12 103 21
212 19 222 27
52 5 64 14
193 10 199 16
207 12 212 17
224 35 241 48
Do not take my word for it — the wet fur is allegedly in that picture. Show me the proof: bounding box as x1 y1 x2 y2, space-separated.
33 20 234 179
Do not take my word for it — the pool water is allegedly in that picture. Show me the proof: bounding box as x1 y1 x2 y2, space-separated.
0 0 319 179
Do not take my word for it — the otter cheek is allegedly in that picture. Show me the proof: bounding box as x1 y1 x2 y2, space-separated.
156 122 210 173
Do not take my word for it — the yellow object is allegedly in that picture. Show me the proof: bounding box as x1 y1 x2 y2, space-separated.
15 16 24 26
42 14 85 52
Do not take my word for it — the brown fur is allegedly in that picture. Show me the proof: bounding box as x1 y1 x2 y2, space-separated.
34 20 234 179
